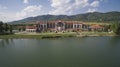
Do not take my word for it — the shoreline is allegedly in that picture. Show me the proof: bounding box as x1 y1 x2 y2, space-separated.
0 32 119 39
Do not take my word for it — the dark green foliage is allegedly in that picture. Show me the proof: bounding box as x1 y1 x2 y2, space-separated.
10 25 13 33
0 21 4 34
103 25 110 32
21 24 26 31
0 21 13 35
18 28 21 32
9 11 120 24
110 23 120 35
4 23 9 32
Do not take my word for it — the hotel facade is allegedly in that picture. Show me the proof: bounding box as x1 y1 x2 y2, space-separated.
25 20 104 32
36 20 84 32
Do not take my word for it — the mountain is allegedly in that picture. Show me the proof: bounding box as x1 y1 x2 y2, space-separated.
9 11 120 24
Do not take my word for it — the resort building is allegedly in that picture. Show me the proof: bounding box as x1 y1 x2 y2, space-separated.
26 25 36 32
90 24 104 31
36 20 83 32
23 20 105 33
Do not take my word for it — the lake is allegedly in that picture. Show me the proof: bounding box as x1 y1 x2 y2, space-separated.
0 37 120 67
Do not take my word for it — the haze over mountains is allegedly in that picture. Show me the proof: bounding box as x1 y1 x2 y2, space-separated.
9 11 120 24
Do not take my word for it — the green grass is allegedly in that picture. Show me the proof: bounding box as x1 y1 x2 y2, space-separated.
0 32 117 39
0 32 76 39
0 35 42 39
81 32 115 36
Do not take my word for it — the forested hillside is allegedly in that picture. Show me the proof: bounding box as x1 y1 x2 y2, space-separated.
9 11 120 24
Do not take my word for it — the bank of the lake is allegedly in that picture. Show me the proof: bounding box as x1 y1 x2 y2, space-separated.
0 32 117 39
76 32 116 37
0 33 76 39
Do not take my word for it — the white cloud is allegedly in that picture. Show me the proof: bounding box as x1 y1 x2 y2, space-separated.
0 12 18 22
87 8 97 12
0 5 9 22
49 0 104 15
0 5 43 22
90 1 99 7
16 5 42 19
23 0 29 4
49 0 89 15
87 0 102 13
49 0 70 15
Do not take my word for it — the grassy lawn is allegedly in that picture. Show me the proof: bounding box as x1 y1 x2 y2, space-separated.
0 35 42 39
81 32 115 36
0 32 116 39
0 32 76 39
37 32 76 35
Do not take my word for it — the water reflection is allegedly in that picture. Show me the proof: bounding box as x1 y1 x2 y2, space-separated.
0 37 120 67
0 39 13 47
109 36 120 47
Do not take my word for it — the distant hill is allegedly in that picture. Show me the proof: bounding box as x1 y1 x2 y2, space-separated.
9 11 120 24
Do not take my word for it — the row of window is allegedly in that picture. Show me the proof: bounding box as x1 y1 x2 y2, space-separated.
37 24 83 29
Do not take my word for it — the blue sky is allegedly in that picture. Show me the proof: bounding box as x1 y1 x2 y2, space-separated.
0 0 120 22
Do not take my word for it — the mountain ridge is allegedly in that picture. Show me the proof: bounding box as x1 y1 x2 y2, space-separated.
9 11 120 24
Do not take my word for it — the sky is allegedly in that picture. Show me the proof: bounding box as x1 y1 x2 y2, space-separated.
0 0 120 22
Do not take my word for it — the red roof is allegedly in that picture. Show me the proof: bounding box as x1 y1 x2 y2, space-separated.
90 25 103 28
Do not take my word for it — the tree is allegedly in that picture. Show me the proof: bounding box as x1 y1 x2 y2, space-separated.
0 21 14 35
4 23 9 33
103 24 110 32
22 25 26 31
0 21 4 34
110 23 120 35
10 25 13 33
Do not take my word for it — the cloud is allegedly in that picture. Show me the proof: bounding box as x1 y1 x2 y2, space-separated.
90 1 99 7
49 0 103 15
87 8 97 12
49 0 89 15
0 12 18 22
0 5 9 22
23 0 29 4
86 0 100 12
0 5 45 22
87 0 103 12
16 5 42 19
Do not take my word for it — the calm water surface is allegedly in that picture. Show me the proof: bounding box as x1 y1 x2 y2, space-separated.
0 37 120 67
